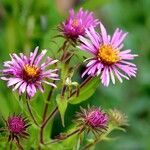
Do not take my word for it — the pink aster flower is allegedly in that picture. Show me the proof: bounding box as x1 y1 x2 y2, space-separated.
60 8 99 40
6 114 30 142
78 23 138 86
76 106 108 135
1 47 59 98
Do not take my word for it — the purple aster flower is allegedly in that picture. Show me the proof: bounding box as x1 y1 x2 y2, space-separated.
76 106 108 136
1 47 59 99
78 23 138 86
5 114 30 142
59 8 99 40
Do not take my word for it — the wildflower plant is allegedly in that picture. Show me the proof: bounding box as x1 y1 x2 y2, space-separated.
0 8 138 150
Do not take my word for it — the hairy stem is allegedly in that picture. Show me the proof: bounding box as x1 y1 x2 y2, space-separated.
26 100 39 127
40 107 58 144
45 127 84 145
42 82 55 122
82 139 98 150
69 76 93 98
41 107 58 129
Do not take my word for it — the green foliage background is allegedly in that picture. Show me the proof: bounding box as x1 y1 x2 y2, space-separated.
0 0 149 149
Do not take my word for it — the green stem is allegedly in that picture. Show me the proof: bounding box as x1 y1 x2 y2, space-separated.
9 141 12 150
82 125 115 150
42 82 55 122
16 141 24 150
26 100 39 127
45 127 84 145
40 107 58 144
82 139 98 150
69 76 93 98
39 40 69 145
41 76 93 132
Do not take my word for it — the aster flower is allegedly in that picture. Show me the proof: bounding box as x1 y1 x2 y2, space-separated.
5 114 30 142
76 106 108 136
78 23 137 86
1 47 59 99
59 8 99 40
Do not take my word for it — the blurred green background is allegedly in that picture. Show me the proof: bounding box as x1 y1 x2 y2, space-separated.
0 0 150 150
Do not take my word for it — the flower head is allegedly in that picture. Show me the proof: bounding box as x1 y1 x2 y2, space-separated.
6 114 30 142
1 47 59 98
78 23 137 86
76 106 108 136
60 8 99 40
108 109 128 126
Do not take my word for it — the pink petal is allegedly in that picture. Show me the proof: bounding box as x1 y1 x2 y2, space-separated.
7 78 22 87
30 46 39 65
100 23 109 44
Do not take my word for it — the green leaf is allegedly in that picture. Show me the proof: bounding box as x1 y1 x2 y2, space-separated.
68 77 100 104
56 94 68 127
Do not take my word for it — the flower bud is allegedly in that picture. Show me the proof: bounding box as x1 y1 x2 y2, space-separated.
6 114 30 142
76 106 108 136
108 109 128 126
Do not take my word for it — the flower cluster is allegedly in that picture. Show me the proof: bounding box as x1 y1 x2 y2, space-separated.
0 7 138 149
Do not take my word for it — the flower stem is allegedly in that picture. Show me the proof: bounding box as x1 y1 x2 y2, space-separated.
26 100 39 127
40 76 93 134
69 76 93 98
42 82 55 122
82 139 98 150
45 127 84 145
16 141 24 150
9 142 12 150
40 107 58 144
39 40 69 145
41 106 58 129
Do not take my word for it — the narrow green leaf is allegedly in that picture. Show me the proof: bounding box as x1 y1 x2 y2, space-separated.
68 77 100 104
56 94 68 127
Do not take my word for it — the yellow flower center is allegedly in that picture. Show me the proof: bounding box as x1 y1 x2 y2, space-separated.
97 44 120 65
72 19 79 28
23 65 40 78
